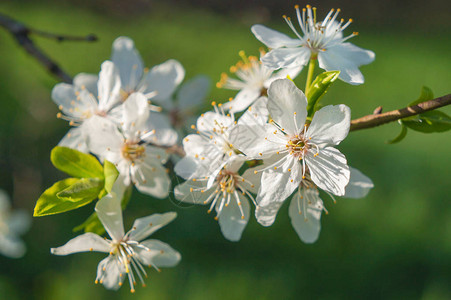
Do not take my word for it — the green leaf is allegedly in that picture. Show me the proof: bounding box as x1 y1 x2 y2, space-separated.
103 160 119 194
409 86 434 106
387 124 408 144
51 146 104 179
57 178 103 202
73 212 105 235
402 110 451 133
34 178 95 217
306 70 340 117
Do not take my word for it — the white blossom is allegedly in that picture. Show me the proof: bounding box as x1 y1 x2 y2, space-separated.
111 36 185 104
87 92 177 198
217 50 301 113
230 78 351 226
0 190 30 258
252 5 375 85
51 189 180 292
52 60 122 152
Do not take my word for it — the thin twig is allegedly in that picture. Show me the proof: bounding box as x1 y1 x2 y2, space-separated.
0 13 97 83
350 94 451 131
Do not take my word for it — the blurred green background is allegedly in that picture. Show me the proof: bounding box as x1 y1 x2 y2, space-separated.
0 0 450 299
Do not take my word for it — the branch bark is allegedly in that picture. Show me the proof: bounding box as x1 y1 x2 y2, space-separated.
0 13 96 83
350 94 451 131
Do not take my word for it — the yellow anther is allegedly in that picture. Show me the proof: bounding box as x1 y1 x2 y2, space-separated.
211 101 217 106
288 168 291 172
294 4 299 9
274 167 277 170
254 170 258 174
191 125 196 129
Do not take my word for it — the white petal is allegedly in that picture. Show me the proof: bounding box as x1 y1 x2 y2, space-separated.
266 65 303 87
261 47 311 70
218 194 250 242
237 96 269 126
50 233 111 255
73 73 98 96
251 24 302 48
255 201 284 227
132 157 171 198
306 147 350 196
196 111 234 133
229 124 280 158
223 88 260 113
0 235 26 258
128 212 177 242
51 84 94 118
318 43 375 85
86 116 123 159
267 78 307 135
122 92 149 137
174 156 198 180
177 75 211 110
138 239 181 267
143 112 178 146
306 104 351 147
58 127 89 153
95 194 125 241
141 59 185 101
111 36 144 91
96 256 125 290
97 61 121 112
344 167 374 198
257 156 301 208
174 180 216 204
289 190 322 243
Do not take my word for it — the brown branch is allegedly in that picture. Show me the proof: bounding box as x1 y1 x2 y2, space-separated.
350 94 451 131
0 13 97 83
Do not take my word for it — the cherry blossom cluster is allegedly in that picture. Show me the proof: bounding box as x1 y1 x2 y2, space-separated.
44 5 378 292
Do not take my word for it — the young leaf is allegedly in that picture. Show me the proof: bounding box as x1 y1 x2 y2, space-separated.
306 70 340 117
57 178 103 202
103 160 119 194
409 86 434 106
387 124 408 144
402 110 451 133
51 146 104 179
34 178 95 217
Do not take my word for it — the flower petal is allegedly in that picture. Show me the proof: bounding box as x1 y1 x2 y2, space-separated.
318 43 375 85
141 59 185 101
289 190 322 244
132 157 171 198
51 84 94 119
144 112 178 146
218 194 250 242
261 47 311 70
96 256 125 290
97 61 121 112
58 127 89 153
177 75 211 110
50 232 111 255
306 147 350 196
95 194 125 241
73 73 98 96
223 88 261 113
267 78 307 135
86 116 123 159
111 36 144 91
306 104 351 147
237 96 269 126
128 212 177 242
137 239 181 267
344 167 374 198
122 92 149 137
251 24 302 48
174 180 215 204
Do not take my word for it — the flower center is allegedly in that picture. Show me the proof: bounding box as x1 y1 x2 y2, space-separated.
217 170 238 194
121 142 146 162
287 135 310 159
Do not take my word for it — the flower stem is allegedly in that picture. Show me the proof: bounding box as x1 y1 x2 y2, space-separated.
305 55 317 94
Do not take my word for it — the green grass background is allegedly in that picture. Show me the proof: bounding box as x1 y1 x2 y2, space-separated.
0 1 450 299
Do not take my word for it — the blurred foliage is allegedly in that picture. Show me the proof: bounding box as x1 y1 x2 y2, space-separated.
0 1 450 299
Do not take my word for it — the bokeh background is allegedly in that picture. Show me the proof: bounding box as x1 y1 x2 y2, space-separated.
0 0 450 299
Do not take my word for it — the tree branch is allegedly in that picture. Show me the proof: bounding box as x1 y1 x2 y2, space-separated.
0 13 97 83
350 94 451 131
